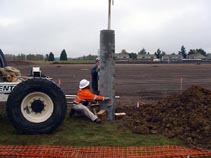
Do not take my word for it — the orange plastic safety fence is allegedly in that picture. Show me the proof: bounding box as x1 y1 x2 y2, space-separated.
0 145 211 158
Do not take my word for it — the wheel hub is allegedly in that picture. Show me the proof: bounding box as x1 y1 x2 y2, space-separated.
31 100 45 113
21 92 54 123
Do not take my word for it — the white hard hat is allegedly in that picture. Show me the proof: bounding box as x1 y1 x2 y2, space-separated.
79 79 90 89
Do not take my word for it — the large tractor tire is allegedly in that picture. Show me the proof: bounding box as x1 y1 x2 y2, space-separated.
6 78 67 134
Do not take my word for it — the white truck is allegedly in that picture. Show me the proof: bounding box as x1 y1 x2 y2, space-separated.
0 51 67 134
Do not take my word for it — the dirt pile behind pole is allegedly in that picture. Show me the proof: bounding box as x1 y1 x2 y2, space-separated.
117 85 211 149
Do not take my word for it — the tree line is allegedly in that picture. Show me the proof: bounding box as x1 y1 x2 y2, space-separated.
4 49 98 61
46 49 68 61
128 45 209 59
4 49 68 61
2 45 210 61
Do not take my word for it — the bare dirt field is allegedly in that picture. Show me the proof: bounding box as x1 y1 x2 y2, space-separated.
11 62 211 103
8 62 211 149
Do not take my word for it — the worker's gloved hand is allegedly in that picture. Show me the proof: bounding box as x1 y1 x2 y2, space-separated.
104 97 110 101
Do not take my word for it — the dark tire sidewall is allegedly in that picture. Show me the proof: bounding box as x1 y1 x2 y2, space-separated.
7 78 67 134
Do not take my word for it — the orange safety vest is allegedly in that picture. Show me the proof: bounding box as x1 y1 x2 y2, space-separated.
74 88 104 104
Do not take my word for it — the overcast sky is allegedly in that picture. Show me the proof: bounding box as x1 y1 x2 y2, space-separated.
0 0 211 57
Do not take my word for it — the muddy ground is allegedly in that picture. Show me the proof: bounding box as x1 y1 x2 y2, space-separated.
7 62 211 149
10 62 211 101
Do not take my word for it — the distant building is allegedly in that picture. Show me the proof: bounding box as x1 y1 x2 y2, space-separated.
115 49 130 61
137 54 155 62
162 54 183 62
187 54 206 60
205 54 211 61
115 50 211 63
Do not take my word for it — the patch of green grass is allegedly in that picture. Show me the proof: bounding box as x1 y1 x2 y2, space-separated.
0 112 183 146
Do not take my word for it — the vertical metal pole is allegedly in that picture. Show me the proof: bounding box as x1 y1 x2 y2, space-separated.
99 30 115 120
108 0 111 30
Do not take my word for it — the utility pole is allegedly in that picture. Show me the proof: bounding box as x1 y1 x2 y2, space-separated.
99 0 115 120
108 0 114 30
108 0 111 29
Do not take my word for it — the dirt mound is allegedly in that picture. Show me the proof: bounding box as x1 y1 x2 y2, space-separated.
117 85 211 149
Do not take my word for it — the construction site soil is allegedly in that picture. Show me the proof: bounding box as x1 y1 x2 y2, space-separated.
7 62 211 150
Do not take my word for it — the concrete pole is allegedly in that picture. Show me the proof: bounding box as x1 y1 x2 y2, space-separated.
99 29 115 120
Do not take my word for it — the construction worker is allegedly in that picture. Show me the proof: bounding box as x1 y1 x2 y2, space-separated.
72 79 109 123
91 57 100 95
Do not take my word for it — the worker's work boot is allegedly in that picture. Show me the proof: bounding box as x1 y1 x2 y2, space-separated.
69 109 75 117
94 118 101 124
